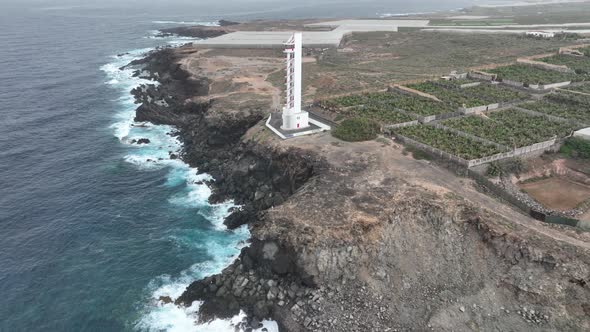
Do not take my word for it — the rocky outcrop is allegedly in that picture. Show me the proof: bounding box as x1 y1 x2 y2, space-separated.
156 26 230 39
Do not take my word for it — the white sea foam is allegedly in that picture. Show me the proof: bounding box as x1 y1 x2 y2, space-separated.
102 39 275 331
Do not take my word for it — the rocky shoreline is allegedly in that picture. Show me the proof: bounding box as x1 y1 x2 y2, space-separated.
155 20 238 39
127 45 590 331
126 46 327 330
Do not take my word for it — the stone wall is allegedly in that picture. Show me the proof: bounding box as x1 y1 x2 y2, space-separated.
390 84 441 102
517 58 574 74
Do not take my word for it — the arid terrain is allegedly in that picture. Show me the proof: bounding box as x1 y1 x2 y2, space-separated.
128 8 590 330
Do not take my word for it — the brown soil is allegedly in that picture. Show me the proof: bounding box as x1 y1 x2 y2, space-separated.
178 48 284 110
519 177 590 210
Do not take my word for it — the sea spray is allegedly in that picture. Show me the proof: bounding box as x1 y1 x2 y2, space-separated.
101 34 276 331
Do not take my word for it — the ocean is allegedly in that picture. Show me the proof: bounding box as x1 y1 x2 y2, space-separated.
0 1 481 331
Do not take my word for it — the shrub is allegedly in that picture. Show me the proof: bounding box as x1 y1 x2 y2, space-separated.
486 158 526 177
332 118 381 142
487 162 503 177
404 146 432 160
560 137 590 159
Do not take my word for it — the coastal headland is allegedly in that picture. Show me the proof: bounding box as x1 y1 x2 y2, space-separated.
127 4 590 330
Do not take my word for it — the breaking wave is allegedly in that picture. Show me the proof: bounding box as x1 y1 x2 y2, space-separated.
101 40 276 332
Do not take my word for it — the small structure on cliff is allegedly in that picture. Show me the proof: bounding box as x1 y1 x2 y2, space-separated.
266 32 331 139
281 33 309 131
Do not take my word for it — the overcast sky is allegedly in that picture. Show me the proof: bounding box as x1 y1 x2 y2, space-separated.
0 0 526 20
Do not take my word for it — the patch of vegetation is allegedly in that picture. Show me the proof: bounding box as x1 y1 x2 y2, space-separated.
565 82 590 94
403 145 432 160
347 105 414 125
539 54 590 74
307 31 574 98
395 125 506 160
407 81 488 107
442 109 576 148
488 64 585 85
487 158 527 177
560 137 590 159
320 91 453 117
519 95 590 126
332 118 381 142
406 81 528 108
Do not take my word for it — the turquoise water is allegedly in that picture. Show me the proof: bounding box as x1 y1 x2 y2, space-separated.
0 1 479 330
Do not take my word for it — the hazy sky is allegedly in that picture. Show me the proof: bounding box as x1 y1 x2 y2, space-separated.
0 0 493 15
1 0 536 21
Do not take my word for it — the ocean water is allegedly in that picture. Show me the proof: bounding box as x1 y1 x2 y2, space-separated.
0 1 480 331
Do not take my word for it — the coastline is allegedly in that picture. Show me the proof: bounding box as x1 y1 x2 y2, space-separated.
124 45 323 330
125 27 590 331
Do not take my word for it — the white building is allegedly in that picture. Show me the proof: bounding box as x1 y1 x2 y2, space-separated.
574 127 590 141
525 31 556 38
281 33 309 131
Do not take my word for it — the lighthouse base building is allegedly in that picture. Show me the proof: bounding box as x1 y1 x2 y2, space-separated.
280 33 309 131
266 32 331 139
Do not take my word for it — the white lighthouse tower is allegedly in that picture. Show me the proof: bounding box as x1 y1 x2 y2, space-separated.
281 33 309 131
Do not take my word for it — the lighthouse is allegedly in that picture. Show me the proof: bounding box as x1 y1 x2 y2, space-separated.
281 33 309 131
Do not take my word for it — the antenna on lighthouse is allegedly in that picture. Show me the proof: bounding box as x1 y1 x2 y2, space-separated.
281 32 309 131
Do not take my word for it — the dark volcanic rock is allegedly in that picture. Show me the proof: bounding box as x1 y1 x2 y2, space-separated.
129 46 324 330
137 138 150 144
224 205 257 230
218 19 240 27
157 26 230 39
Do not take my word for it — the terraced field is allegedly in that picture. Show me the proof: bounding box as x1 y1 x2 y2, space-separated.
323 91 454 117
406 82 489 108
395 125 506 159
407 81 528 108
488 64 583 85
519 99 590 125
539 54 590 74
346 105 414 125
441 109 576 148
395 125 504 160
462 83 530 103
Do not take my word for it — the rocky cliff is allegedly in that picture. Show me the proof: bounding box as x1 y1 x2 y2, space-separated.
128 46 590 332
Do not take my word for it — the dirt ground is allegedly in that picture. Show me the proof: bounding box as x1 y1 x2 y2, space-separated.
246 125 590 247
519 177 590 210
178 48 284 111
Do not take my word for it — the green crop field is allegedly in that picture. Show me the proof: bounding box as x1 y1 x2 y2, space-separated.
519 99 590 125
488 64 584 85
407 81 528 107
547 91 590 106
442 109 575 148
345 105 414 125
462 83 530 103
539 54 590 74
322 91 454 117
395 125 506 160
564 82 590 94
407 82 488 108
